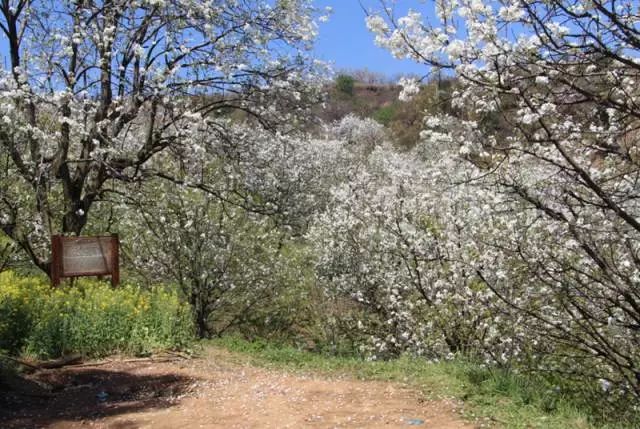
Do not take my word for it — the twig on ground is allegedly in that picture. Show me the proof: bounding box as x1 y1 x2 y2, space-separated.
0 353 40 371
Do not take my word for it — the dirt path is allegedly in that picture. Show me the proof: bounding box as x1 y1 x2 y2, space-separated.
1 348 475 429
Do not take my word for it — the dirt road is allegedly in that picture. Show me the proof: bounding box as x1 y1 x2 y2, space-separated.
1 348 474 429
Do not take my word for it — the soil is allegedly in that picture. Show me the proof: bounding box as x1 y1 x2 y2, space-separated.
0 348 475 429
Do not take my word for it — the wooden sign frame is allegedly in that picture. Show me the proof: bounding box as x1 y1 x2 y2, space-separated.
51 234 120 287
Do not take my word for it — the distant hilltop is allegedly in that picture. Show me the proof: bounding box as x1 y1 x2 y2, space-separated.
320 73 456 148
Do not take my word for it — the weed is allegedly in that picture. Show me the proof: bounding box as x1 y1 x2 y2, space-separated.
0 271 193 359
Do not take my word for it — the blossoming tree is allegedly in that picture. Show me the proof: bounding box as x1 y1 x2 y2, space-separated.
0 0 324 274
364 0 640 398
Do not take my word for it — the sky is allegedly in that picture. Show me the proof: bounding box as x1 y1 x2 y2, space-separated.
313 0 428 78
0 0 429 79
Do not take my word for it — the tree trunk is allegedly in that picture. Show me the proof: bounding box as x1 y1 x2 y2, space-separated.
191 289 210 338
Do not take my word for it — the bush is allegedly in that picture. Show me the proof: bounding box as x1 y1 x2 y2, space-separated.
372 105 396 126
0 271 193 358
335 74 355 96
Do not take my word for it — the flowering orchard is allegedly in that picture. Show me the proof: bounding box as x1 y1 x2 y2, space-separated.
0 0 639 413
359 0 640 402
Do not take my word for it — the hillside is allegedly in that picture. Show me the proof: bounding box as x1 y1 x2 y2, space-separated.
319 76 456 148
320 82 400 122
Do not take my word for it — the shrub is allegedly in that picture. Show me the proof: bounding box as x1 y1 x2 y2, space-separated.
335 74 355 96
372 105 396 126
0 271 193 358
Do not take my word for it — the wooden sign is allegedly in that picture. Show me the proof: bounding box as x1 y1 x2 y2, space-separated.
51 234 119 287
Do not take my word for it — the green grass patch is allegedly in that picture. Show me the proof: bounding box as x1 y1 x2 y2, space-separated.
372 104 397 126
0 271 193 359
210 336 634 428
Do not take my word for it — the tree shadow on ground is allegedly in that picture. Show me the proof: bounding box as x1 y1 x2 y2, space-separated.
0 362 197 429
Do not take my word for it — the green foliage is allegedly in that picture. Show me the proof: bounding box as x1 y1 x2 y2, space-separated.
372 105 397 126
0 271 193 358
0 232 17 272
335 74 355 96
210 336 638 429
126 178 325 340
225 242 327 344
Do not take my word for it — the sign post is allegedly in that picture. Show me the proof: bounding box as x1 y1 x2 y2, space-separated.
51 234 120 287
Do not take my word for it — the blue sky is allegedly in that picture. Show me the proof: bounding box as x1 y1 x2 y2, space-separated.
0 0 429 79
313 0 428 77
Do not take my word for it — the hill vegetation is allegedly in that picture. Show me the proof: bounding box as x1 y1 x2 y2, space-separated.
319 72 458 149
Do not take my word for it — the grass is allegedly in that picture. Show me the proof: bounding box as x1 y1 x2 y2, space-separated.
209 336 633 429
